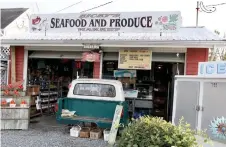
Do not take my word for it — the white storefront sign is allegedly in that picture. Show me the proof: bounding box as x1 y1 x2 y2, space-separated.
29 11 181 33
198 61 226 76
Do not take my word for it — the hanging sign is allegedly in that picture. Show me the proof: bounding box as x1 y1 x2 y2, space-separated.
114 70 136 77
29 11 181 33
198 61 226 77
81 52 100 62
118 49 152 70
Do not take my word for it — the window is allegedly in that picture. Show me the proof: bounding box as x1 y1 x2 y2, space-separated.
73 83 116 97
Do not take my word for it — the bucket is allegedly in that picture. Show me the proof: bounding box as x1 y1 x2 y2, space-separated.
103 129 110 141
70 125 81 137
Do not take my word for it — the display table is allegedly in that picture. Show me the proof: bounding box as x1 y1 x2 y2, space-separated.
1 96 31 130
125 97 153 115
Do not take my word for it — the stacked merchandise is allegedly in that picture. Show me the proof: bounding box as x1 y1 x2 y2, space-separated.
36 80 62 115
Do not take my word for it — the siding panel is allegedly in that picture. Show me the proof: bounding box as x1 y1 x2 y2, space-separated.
186 48 208 75
15 46 24 82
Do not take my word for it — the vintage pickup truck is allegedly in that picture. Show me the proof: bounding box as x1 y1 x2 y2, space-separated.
55 79 129 128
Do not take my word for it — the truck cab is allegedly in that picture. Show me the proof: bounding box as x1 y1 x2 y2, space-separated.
55 79 128 128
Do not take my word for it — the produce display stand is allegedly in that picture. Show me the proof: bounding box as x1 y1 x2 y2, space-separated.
1 81 31 130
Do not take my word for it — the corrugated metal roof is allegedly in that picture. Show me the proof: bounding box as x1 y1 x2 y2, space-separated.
1 26 224 41
0 8 28 29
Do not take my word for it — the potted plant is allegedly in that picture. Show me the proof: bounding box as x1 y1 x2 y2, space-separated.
1 99 7 107
7 84 14 96
20 100 27 108
9 99 16 107
17 84 26 97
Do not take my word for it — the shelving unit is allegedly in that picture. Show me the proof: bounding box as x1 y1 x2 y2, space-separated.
30 94 42 118
37 81 62 115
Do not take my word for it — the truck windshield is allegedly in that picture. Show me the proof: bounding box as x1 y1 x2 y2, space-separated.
73 83 116 97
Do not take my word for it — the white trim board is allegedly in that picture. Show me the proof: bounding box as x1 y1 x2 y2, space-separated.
23 49 28 91
25 46 187 53
2 39 226 48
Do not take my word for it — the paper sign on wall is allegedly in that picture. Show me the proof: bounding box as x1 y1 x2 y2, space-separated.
118 49 152 70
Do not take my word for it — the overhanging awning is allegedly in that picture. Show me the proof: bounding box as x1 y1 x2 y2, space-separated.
1 27 226 48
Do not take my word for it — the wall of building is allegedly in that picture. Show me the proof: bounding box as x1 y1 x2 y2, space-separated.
186 48 209 75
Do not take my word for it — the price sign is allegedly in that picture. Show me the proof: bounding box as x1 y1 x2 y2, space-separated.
118 49 152 70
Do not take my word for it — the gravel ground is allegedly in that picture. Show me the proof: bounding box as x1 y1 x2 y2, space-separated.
1 116 108 147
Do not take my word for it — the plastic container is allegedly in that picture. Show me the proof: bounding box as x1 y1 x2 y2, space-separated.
9 104 16 107
103 129 110 141
70 125 81 137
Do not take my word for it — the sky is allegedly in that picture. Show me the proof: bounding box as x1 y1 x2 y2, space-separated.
0 0 226 36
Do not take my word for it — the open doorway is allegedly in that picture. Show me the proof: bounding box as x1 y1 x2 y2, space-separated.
152 62 184 121
27 57 94 117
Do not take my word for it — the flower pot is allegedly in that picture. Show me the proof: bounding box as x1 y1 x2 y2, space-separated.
10 104 16 107
20 104 28 108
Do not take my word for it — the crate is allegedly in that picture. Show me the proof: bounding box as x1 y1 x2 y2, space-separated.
90 128 102 139
1 107 30 130
27 85 40 96
79 127 90 138
1 96 31 130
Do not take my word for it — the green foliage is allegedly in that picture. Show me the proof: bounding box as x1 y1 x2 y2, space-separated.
117 116 211 147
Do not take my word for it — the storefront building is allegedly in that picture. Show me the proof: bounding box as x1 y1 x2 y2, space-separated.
1 11 226 120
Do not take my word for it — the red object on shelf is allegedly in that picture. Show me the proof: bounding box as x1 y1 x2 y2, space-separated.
75 61 81 69
55 103 58 112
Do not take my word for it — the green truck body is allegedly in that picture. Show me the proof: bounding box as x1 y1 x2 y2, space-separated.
55 79 129 128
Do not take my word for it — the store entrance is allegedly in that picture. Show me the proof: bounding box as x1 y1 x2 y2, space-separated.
152 62 184 121
152 62 172 121
102 60 184 121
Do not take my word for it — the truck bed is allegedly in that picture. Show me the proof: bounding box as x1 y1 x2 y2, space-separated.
56 98 128 128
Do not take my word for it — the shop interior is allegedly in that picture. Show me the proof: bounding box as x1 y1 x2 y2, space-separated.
27 52 184 121
103 60 184 121
27 56 94 117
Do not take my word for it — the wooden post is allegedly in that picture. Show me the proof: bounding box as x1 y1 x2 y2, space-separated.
11 46 16 83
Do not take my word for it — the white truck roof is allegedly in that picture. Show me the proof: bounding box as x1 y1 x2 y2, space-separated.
67 78 125 101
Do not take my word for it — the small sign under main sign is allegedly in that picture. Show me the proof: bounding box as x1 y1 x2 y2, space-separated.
83 44 100 49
